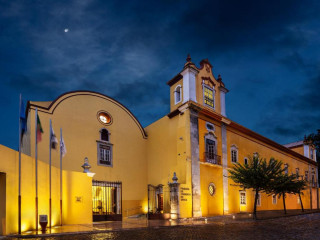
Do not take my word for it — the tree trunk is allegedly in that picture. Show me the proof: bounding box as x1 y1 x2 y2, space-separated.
299 192 304 212
253 189 259 219
282 193 287 214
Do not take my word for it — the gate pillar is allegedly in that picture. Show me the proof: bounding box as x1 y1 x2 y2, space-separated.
168 172 180 219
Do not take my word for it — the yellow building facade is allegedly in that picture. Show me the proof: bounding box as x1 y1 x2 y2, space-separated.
0 55 318 235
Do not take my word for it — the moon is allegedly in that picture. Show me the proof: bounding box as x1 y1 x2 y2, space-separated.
64 28 69 33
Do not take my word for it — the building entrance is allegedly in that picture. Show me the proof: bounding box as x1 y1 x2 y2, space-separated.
92 180 122 221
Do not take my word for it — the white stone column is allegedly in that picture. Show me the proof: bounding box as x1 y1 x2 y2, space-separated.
219 87 228 117
181 67 198 103
304 144 310 158
189 109 201 218
221 124 229 214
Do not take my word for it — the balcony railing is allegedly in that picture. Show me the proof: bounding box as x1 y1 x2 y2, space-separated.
204 152 222 165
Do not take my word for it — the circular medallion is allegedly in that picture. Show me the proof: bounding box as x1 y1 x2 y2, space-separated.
208 183 216 196
97 111 112 125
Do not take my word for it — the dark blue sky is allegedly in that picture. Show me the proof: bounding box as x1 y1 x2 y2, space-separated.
1 0 320 150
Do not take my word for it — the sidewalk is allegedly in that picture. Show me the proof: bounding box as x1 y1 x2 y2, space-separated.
8 209 320 238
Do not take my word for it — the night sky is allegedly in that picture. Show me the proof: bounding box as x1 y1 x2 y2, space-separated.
1 0 320 150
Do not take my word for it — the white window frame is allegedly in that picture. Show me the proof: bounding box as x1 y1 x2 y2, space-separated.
174 85 182 105
203 84 215 109
284 164 288 174
240 191 246 205
257 193 261 206
205 122 215 132
272 194 277 205
231 145 238 163
97 140 113 167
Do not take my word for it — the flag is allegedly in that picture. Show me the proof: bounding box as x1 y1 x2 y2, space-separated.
36 114 43 143
50 123 58 149
60 134 67 157
20 100 27 142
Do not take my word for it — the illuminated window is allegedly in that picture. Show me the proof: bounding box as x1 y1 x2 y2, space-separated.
203 85 214 108
240 191 246 205
272 194 277 205
97 111 112 125
208 183 216 196
174 85 182 104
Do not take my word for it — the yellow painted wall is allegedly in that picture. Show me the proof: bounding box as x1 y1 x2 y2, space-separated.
146 110 193 218
25 92 148 216
200 164 223 216
225 126 315 213
290 145 304 156
0 144 92 235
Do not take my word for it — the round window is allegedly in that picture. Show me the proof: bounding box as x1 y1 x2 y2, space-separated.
208 183 216 196
97 111 112 125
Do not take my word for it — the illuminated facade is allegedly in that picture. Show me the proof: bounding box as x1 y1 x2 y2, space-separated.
0 56 318 235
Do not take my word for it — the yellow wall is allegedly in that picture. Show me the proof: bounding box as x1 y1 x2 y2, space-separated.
225 126 315 213
200 164 223 216
0 144 92 235
146 110 193 218
25 92 148 216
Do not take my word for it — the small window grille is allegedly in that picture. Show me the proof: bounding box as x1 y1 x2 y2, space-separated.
208 183 216 196
203 86 214 108
231 147 238 163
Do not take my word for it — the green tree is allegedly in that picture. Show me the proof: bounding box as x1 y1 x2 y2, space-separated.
290 178 308 212
268 173 297 214
228 155 284 219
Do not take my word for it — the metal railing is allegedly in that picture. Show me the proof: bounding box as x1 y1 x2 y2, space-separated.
204 152 222 165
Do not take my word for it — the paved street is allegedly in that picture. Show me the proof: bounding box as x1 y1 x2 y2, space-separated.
6 213 320 240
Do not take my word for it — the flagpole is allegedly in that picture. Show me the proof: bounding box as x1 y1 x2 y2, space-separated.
49 119 52 229
35 108 38 232
60 128 62 226
18 94 22 234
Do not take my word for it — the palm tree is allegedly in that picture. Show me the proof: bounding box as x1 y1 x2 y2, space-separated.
290 178 308 212
228 155 284 219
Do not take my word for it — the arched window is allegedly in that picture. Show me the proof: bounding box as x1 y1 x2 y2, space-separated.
174 85 182 104
231 145 238 163
100 129 109 141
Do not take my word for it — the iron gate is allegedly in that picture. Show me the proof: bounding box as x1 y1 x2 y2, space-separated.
92 180 122 221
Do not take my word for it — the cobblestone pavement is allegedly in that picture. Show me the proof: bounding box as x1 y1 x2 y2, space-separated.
6 213 320 240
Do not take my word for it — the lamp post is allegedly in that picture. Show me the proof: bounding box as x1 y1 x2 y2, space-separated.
81 157 95 177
